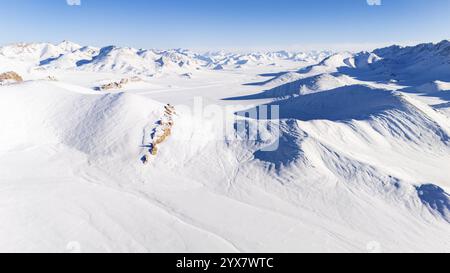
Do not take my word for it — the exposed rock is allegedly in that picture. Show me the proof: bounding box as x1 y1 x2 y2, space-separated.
0 71 23 85
142 104 176 163
98 77 142 91
154 127 172 145
181 73 192 79
150 145 158 156
100 82 122 91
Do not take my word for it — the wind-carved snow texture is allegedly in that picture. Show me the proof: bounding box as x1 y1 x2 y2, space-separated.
228 40 450 226
0 40 449 252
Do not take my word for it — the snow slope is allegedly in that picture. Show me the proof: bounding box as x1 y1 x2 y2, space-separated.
0 41 448 253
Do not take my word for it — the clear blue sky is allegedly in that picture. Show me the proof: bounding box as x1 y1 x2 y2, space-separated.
0 0 449 51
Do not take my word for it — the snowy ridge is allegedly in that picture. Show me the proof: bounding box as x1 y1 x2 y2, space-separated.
0 40 449 252
0 41 332 77
228 41 450 229
0 81 163 156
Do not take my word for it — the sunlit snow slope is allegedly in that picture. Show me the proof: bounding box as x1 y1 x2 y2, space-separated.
0 41 448 252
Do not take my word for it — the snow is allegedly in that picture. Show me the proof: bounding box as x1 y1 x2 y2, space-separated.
0 41 449 253
403 80 450 94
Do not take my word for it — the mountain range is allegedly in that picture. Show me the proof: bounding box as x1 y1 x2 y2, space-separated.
0 40 449 252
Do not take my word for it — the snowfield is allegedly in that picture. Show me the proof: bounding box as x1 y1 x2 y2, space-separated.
0 41 449 253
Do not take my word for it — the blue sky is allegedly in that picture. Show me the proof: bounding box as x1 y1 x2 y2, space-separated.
0 0 449 51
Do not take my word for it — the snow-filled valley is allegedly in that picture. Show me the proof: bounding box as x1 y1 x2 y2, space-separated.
0 40 449 253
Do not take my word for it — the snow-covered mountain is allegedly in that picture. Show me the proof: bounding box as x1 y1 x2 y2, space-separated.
204 50 332 69
0 40 449 252
228 40 450 234
241 40 450 100
0 41 82 66
0 41 332 77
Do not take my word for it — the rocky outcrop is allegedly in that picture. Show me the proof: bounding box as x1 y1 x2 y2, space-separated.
142 104 176 164
0 71 23 85
97 76 141 91
99 81 122 91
